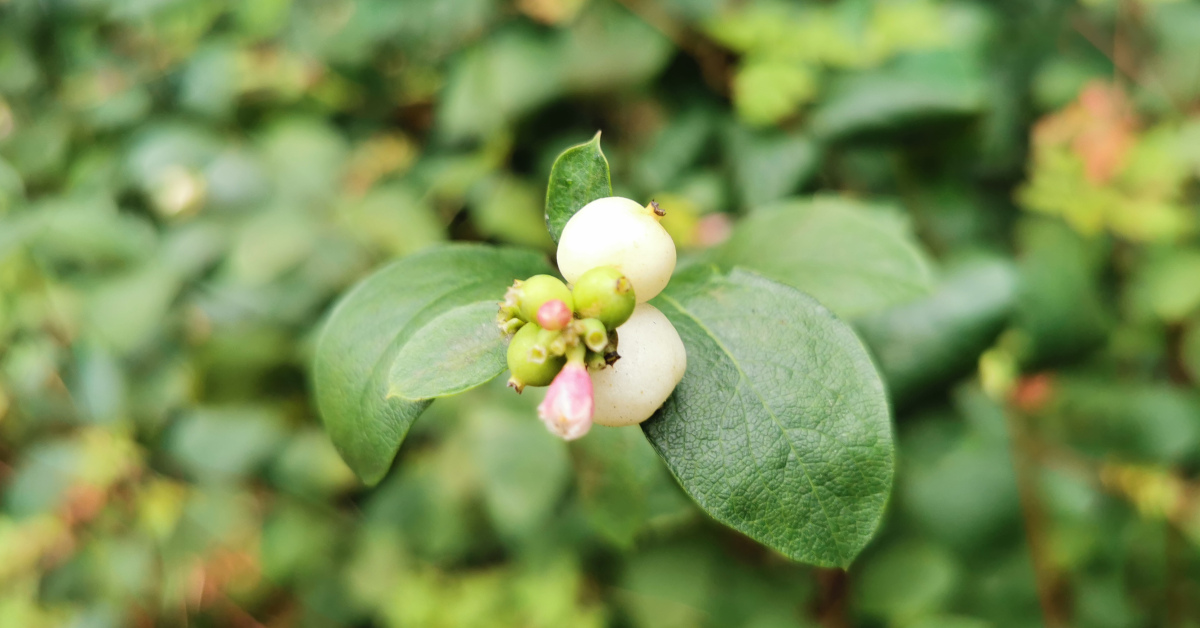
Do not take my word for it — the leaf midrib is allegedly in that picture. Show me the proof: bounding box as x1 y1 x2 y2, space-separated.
658 291 849 563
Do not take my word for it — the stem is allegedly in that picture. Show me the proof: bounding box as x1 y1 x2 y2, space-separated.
1005 408 1070 628
813 568 850 628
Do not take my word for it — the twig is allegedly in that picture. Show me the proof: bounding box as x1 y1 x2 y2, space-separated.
1005 409 1070 628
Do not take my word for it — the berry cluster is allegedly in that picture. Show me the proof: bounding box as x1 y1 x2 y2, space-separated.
497 197 686 440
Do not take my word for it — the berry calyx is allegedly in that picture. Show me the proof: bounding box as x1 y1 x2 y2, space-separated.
536 298 572 331
506 322 564 393
557 197 676 303
590 303 686 426
572 266 636 329
517 275 574 323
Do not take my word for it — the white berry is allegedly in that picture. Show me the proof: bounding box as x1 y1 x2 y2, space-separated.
591 303 687 427
557 197 676 303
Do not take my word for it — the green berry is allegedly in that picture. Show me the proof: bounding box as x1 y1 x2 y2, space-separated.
572 266 636 330
518 275 574 323
507 323 564 392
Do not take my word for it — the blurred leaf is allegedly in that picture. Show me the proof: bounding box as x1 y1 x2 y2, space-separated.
468 177 555 249
573 424 662 548
1053 380 1200 466
856 257 1018 406
718 196 934 318
855 541 959 623
337 183 446 257
646 268 893 567
634 108 716 193
469 392 570 540
167 406 286 483
313 244 552 485
900 398 1020 550
269 429 358 499
559 2 673 92
1013 218 1110 365
811 55 985 140
545 132 612 243
85 265 181 354
1128 248 1200 322
733 60 817 127
726 127 820 210
438 27 564 141
619 542 715 628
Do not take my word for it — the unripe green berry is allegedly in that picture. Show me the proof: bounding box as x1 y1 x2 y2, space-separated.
572 266 636 330
518 275 573 323
507 323 564 392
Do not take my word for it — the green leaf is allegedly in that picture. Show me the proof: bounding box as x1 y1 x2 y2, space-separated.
726 126 821 210
545 131 612 243
644 268 894 567
468 389 570 541
313 244 552 485
717 196 935 318
387 301 509 401
856 257 1018 407
810 55 986 141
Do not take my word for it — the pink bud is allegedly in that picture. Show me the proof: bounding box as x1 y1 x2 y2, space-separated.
537 363 593 440
536 299 572 331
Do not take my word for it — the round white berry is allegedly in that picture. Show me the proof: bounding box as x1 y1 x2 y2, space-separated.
591 303 687 427
557 197 676 303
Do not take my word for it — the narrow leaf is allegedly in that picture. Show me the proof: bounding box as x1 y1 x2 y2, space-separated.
644 268 894 567
718 196 934 318
313 244 552 485
545 131 612 242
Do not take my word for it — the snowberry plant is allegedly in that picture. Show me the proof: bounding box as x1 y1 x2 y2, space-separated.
314 133 895 568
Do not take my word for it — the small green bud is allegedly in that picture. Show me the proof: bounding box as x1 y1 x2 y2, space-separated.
576 318 609 353
518 275 574 323
507 323 564 392
499 317 524 336
531 328 562 364
585 350 608 371
572 266 636 330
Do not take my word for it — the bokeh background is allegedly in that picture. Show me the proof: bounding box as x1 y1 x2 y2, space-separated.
3 0 1200 626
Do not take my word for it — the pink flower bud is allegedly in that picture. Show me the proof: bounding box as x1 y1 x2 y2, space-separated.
536 299 572 331
537 362 593 440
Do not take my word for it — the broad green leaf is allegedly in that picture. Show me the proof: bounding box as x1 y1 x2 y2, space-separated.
856 257 1018 407
388 301 509 401
545 132 612 243
313 244 552 485
644 268 893 567
810 55 985 141
717 196 934 318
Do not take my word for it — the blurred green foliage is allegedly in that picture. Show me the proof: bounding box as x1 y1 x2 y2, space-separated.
3 0 1200 626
